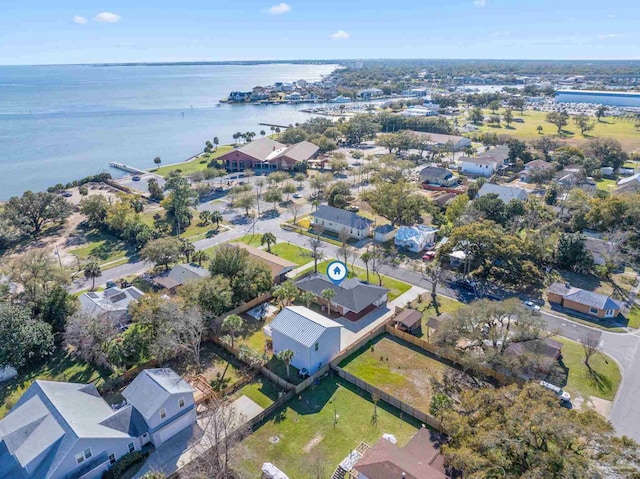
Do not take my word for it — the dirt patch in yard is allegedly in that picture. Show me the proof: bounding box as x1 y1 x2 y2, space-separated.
303 433 324 453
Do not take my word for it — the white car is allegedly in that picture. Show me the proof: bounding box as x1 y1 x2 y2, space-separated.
523 300 541 313
540 381 571 401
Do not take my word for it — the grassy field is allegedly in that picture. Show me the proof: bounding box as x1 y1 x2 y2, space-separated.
69 230 138 266
339 334 451 413
152 145 234 177
414 294 464 338
553 337 621 402
300 259 412 301
269 242 312 266
140 209 226 242
231 374 420 479
627 306 640 329
0 348 112 419
465 110 640 151
596 178 617 192
232 377 279 409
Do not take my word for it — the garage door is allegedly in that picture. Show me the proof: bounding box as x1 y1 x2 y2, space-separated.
157 412 194 444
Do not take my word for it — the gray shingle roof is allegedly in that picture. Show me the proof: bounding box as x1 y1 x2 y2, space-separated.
122 369 193 421
478 183 528 203
269 306 341 348
311 205 373 230
168 263 211 286
419 166 453 182
548 282 621 310
277 141 319 162
295 273 389 313
233 137 285 161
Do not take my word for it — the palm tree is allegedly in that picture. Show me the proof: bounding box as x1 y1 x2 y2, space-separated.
181 240 196 263
360 251 373 283
192 250 209 267
261 232 277 253
153 157 162 168
270 126 275 136
222 314 244 348
213 136 219 150
299 290 315 308
199 210 212 225
260 130 266 137
275 127 281 138
273 280 298 308
276 349 295 380
210 210 223 229
321 288 336 315
84 261 102 291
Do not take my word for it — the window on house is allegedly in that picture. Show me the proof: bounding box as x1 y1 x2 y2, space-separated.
179 397 185 408
589 307 598 315
315 342 319 351
75 452 85 464
109 453 116 465
128 442 135 453
84 448 92 459
159 408 167 419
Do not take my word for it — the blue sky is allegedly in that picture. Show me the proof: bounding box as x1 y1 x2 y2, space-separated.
0 0 638 64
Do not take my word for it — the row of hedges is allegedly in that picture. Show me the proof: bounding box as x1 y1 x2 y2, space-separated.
102 451 148 479
47 172 113 192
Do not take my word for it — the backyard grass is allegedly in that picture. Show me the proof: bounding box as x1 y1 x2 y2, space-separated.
0 348 112 419
234 233 264 248
626 306 640 329
269 242 312 266
553 337 622 402
231 374 420 479
232 377 279 409
596 178 617 192
339 334 451 413
414 294 464 338
152 145 234 177
69 229 137 265
300 259 412 301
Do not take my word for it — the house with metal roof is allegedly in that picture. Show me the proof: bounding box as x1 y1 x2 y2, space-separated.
394 225 438 253
477 183 528 203
264 306 342 374
78 286 144 324
0 367 193 479
310 204 373 240
616 173 640 194
295 273 389 321
548 282 622 319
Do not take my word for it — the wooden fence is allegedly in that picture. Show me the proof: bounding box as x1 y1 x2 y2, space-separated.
331 365 442 432
211 292 273 330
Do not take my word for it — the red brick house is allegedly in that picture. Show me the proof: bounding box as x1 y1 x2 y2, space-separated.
218 137 319 172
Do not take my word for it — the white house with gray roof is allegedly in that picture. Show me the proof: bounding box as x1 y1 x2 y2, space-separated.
311 204 373 240
78 286 144 324
0 368 195 479
477 183 528 203
264 306 342 374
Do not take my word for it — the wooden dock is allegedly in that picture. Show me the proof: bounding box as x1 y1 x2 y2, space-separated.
108 162 146 175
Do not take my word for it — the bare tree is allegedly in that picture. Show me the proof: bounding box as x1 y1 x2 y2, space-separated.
64 312 117 369
338 227 350 247
581 333 601 370
305 234 325 273
152 301 206 368
422 262 448 314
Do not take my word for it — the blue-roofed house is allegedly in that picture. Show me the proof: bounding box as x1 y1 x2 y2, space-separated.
394 225 439 253
311 204 373 240
547 282 622 319
0 368 195 479
264 306 342 374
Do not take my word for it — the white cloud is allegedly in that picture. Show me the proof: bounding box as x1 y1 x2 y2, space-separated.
94 12 121 23
267 3 291 14
330 30 350 40
73 16 87 25
473 0 487 6
597 33 623 40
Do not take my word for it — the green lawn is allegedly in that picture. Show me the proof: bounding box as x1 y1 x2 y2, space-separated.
553 337 621 402
596 178 617 192
339 334 451 413
233 233 264 248
140 209 226 242
269 242 312 266
414 294 464 338
231 374 420 478
626 306 640 329
232 377 279 409
152 145 234 178
69 230 138 266
300 259 412 301
0 348 112 419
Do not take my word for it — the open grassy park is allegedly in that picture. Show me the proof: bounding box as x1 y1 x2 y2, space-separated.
152 145 234 178
466 110 640 151
231 374 420 479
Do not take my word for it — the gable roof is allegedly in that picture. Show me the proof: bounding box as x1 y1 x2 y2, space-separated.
229 137 285 161
393 309 423 329
524 159 550 170
122 369 194 421
311 204 373 230
478 183 528 203
478 145 510 163
419 166 454 182
275 141 319 162
411 131 468 145
295 273 389 313
79 286 144 315
616 173 640 192
229 243 296 278
459 156 500 167
269 306 341 348
548 282 621 310
167 263 211 286
395 225 438 245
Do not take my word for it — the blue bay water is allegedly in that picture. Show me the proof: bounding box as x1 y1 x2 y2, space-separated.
0 63 337 199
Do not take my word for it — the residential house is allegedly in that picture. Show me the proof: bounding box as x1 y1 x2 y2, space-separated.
352 428 449 479
547 282 622 319
600 166 615 177
411 131 472 151
264 306 342 374
122 369 197 448
506 338 564 362
477 183 528 203
584 238 623 269
0 365 17 382
228 91 251 102
295 273 389 321
229 242 297 284
218 137 319 172
78 286 144 323
394 225 438 253
400 106 438 117
520 159 551 181
284 92 302 101
310 204 373 240
373 224 396 243
616 173 640 194
156 263 210 290
356 88 384 100
0 368 194 479
392 308 423 334
459 157 501 177
419 166 459 187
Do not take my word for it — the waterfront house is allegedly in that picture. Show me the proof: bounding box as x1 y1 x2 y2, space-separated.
547 282 622 319
356 88 384 100
310 204 373 239
219 137 319 172
264 306 342 375
477 183 528 203
228 91 251 102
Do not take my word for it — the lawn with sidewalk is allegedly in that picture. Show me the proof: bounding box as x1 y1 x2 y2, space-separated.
553 337 621 402
339 334 454 414
230 377 279 409
268 242 312 266
300 259 412 301
69 229 138 267
152 146 234 177
231 374 420 479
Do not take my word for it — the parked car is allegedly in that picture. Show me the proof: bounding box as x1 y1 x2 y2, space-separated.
455 278 477 291
345 205 360 212
62 191 73 198
106 280 117 288
293 193 302 199
422 251 436 261
514 117 525 123
132 175 141 181
540 381 571 404
523 300 541 313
